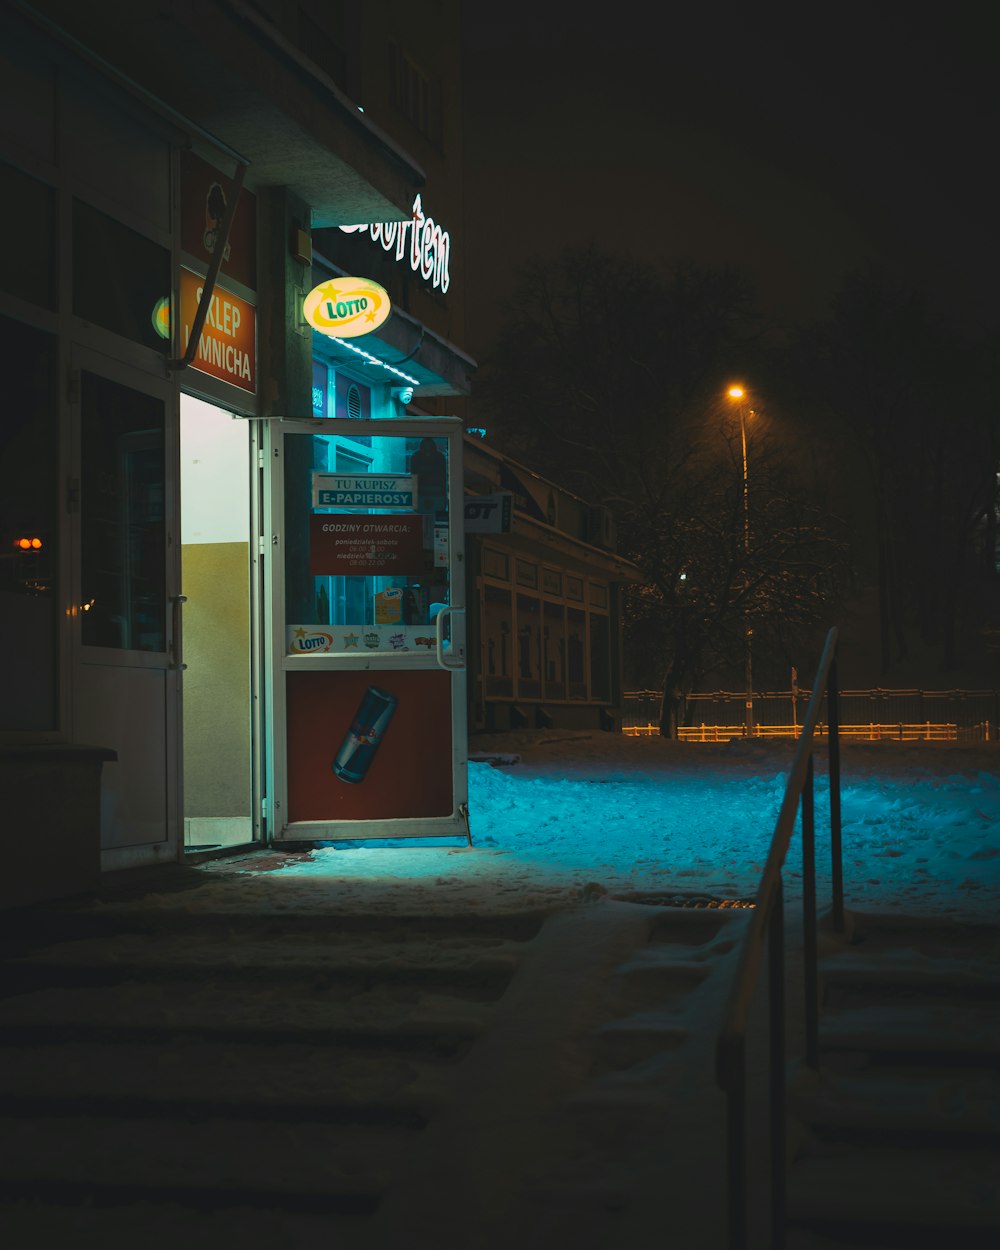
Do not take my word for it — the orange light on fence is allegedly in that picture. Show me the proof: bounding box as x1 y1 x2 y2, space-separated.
15 536 42 550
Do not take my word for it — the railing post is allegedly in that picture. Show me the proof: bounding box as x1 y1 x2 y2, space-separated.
726 1052 748 1250
827 654 844 932
769 875 787 1250
801 754 819 1069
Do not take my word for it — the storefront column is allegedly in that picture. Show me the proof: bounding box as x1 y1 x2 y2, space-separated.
259 187 313 417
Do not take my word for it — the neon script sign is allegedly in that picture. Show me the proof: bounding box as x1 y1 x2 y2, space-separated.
303 276 392 339
340 194 451 293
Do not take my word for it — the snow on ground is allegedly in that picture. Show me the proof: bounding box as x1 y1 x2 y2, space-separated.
183 731 1000 924
14 732 999 1250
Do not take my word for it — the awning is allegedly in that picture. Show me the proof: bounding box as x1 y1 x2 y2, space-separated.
11 0 424 227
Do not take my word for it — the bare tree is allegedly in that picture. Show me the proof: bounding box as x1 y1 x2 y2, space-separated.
476 246 848 733
786 267 1000 676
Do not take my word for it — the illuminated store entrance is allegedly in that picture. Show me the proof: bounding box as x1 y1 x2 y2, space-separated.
269 417 468 841
179 395 259 851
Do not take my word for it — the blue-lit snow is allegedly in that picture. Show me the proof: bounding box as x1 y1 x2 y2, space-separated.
227 733 1000 922
30 732 1000 1250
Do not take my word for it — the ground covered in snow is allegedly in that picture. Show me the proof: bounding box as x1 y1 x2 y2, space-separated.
8 733 999 1250
197 732 1000 924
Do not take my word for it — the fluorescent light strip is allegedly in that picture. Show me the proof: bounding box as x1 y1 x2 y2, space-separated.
335 338 421 386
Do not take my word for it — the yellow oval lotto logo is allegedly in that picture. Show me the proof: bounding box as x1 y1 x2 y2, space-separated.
303 277 391 339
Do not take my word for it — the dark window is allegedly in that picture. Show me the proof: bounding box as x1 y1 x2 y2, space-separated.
73 198 170 354
312 359 328 417
0 316 58 729
388 42 443 146
516 594 541 697
567 607 586 699
80 372 166 651
297 1 349 86
484 584 512 697
0 160 56 309
590 612 610 701
543 600 566 699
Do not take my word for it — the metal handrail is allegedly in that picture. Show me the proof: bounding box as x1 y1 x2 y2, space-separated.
714 625 843 1250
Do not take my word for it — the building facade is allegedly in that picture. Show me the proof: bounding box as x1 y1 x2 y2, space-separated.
0 0 635 906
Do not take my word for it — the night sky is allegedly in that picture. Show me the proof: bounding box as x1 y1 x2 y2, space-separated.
461 4 996 361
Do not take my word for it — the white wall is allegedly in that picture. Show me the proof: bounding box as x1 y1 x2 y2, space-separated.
180 395 249 544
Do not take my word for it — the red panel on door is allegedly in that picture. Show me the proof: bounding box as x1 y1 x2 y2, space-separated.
286 668 453 823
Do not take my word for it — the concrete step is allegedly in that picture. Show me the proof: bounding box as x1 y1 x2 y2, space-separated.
817 1002 1000 1064
0 1112 409 1210
1 941 518 1001
787 1145 1000 1241
0 1199 364 1250
820 948 1000 1006
0 976 492 1044
0 1037 451 1124
0 902 550 945
790 1063 1000 1145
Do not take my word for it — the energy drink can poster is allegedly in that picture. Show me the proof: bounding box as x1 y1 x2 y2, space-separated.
286 669 453 822
332 686 397 783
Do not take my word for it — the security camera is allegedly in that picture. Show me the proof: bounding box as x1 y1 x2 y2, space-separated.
391 385 414 406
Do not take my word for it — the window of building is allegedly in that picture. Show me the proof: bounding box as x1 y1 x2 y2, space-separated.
0 316 58 729
567 607 587 699
80 371 166 652
516 559 538 590
482 547 509 581
589 611 611 701
73 198 170 354
543 600 566 699
297 1 350 88
0 160 56 309
589 581 609 608
516 594 541 698
312 359 328 417
388 42 443 146
483 583 512 698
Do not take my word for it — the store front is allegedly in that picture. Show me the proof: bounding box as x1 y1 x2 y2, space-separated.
1 0 470 904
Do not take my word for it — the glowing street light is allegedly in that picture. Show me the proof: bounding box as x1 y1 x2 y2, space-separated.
727 384 754 735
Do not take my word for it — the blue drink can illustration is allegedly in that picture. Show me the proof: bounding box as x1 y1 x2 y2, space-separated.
332 686 398 783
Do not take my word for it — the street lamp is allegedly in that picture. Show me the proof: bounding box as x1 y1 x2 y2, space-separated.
727 384 754 735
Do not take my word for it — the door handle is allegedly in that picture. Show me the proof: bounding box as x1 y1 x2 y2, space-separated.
435 606 465 671
170 594 188 670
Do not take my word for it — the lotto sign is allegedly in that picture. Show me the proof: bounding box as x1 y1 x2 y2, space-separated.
303 276 392 339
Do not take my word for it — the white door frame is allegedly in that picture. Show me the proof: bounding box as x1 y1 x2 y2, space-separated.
264 416 469 842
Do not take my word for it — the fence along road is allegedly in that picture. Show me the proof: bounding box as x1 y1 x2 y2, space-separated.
622 688 1000 741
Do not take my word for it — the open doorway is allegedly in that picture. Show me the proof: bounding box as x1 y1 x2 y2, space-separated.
179 394 255 851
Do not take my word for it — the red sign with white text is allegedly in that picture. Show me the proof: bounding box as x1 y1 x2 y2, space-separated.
309 514 425 576
180 267 256 394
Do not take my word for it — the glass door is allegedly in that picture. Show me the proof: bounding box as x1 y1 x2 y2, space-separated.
71 349 180 867
268 417 467 840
